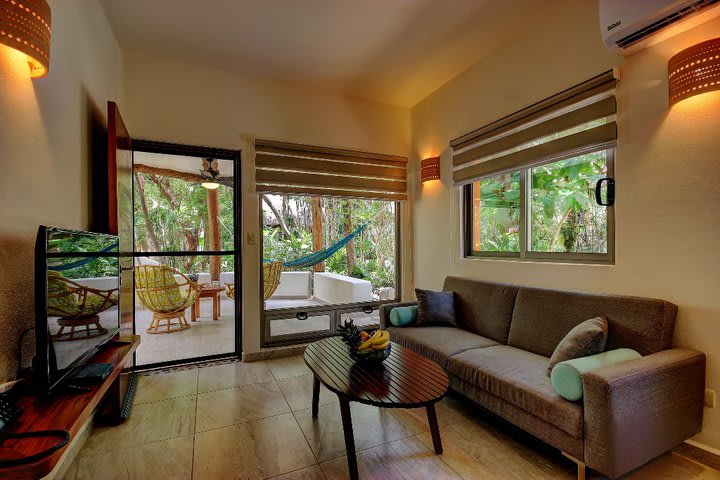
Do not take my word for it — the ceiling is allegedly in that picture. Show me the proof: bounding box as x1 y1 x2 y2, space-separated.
100 0 539 108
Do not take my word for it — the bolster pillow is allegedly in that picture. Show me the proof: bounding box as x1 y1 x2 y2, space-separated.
389 305 418 327
551 348 642 401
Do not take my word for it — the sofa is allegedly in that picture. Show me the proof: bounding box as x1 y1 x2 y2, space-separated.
379 276 705 479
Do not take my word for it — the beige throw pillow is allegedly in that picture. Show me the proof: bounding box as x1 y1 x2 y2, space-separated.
547 316 608 376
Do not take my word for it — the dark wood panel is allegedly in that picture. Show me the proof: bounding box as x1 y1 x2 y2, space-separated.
0 336 140 479
304 337 448 408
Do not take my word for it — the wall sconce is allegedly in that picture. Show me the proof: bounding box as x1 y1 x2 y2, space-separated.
0 0 51 79
668 37 720 107
421 157 440 182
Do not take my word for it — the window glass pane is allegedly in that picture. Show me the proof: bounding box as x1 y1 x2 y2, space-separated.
530 151 608 253
262 194 397 313
470 172 521 253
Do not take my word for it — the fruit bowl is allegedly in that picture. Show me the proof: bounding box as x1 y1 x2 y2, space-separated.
347 343 391 365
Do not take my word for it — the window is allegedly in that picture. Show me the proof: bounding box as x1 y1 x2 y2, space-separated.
261 194 399 346
454 71 617 263
465 148 614 262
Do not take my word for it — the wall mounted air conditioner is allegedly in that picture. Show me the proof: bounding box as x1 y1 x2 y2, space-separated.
600 0 720 55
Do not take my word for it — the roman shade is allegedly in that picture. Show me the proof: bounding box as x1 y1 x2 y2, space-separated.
255 139 408 201
451 70 618 185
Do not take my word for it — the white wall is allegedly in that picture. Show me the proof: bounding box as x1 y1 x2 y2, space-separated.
411 0 720 450
120 52 410 355
0 0 123 384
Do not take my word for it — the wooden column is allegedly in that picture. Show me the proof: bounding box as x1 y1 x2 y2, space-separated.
311 197 324 272
207 188 221 281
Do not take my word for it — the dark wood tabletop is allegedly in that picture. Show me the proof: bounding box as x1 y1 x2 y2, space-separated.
303 336 449 408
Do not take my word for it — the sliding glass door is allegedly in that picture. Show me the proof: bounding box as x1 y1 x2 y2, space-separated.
131 141 241 368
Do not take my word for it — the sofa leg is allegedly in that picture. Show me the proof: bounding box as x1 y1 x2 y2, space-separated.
562 452 586 480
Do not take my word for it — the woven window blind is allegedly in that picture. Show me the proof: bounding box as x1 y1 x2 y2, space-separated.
254 140 407 201
451 70 618 185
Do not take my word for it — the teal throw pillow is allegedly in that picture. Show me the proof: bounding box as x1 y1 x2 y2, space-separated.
389 306 418 327
551 348 642 401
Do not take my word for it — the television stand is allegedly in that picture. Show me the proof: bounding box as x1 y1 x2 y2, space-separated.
0 335 140 479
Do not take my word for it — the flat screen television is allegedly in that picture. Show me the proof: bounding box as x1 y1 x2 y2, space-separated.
34 226 121 393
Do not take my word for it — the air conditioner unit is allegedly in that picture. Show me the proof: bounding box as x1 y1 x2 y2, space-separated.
600 0 720 54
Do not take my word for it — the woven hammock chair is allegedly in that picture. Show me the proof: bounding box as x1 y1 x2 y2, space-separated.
226 261 282 303
135 265 201 334
47 271 118 341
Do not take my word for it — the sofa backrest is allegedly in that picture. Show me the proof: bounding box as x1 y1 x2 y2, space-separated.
442 276 519 343
507 286 677 357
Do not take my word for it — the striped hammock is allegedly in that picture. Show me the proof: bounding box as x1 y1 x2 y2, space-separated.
266 224 367 269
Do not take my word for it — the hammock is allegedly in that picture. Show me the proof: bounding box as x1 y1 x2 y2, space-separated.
48 243 119 272
266 224 367 269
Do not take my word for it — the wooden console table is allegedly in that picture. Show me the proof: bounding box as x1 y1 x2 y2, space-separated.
0 335 140 479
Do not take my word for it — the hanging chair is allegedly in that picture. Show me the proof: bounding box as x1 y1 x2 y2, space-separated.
47 271 118 341
135 265 201 334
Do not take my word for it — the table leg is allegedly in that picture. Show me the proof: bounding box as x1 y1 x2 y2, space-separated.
312 376 320 417
339 398 358 480
194 299 200 320
216 292 221 319
213 293 219 320
190 302 197 322
426 403 443 454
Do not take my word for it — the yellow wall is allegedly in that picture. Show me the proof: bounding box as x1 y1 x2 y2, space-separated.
411 0 720 450
121 51 411 355
0 0 123 384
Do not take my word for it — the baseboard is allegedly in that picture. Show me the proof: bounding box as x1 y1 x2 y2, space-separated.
243 344 307 362
674 440 720 471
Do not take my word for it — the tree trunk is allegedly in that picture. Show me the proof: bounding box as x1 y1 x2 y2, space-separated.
345 200 355 275
207 188 222 281
311 197 324 272
261 194 291 237
148 175 200 271
135 173 161 252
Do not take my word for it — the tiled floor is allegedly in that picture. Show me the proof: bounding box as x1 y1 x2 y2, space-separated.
65 355 720 480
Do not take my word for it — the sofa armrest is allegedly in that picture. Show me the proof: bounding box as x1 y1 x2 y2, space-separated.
378 301 418 329
582 348 705 478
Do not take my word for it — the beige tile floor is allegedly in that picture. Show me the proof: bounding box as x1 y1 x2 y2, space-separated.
65 355 720 480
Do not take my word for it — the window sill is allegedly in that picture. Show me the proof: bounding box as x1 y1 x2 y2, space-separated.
461 254 614 266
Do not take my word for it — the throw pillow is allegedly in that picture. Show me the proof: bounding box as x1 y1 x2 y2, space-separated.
547 316 608 376
415 289 457 327
389 305 418 327
551 348 641 401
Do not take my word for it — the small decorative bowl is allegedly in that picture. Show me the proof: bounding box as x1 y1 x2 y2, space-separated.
347 343 392 365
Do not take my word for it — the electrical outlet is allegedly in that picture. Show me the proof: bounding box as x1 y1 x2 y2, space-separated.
705 389 716 408
247 232 257 245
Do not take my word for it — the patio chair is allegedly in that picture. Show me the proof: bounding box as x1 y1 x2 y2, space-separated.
47 271 118 341
135 265 201 334
225 261 282 304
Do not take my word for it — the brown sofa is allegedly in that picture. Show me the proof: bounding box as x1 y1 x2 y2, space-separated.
379 277 705 479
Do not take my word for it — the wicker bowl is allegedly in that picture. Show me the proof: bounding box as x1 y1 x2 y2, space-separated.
347 343 391 365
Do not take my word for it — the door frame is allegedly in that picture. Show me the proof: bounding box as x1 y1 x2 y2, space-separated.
131 139 243 369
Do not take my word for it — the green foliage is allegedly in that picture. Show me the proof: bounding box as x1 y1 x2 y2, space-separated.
472 151 608 255
47 235 118 279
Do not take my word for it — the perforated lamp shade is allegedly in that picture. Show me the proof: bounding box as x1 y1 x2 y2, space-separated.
668 37 720 107
421 157 440 182
0 0 51 78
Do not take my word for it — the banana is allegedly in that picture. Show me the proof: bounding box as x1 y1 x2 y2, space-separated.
372 339 390 350
369 330 383 342
371 330 390 346
358 338 374 351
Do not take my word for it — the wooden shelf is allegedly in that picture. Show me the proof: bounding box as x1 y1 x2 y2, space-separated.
0 335 140 479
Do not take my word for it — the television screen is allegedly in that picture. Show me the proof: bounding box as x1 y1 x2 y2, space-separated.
35 226 121 391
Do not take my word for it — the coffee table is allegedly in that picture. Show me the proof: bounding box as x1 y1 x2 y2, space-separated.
191 284 224 321
304 336 449 480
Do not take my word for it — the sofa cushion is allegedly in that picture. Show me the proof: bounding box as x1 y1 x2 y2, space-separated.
442 277 519 343
508 287 677 357
447 345 583 439
415 289 457 327
387 326 498 369
547 316 608 375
